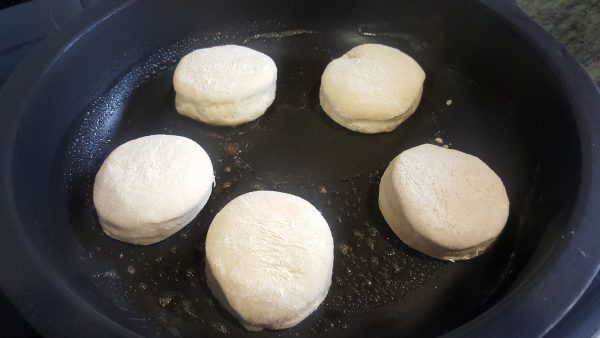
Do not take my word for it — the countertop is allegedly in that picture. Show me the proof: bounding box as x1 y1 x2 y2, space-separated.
519 0 600 85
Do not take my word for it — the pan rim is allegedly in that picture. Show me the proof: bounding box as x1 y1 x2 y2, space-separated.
0 2 145 338
444 0 600 337
0 0 599 337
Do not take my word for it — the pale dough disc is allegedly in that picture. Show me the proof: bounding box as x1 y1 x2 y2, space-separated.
93 135 214 245
378 144 509 261
205 191 334 331
173 45 277 126
320 43 425 133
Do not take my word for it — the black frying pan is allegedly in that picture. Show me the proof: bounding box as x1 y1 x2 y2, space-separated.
1 0 599 337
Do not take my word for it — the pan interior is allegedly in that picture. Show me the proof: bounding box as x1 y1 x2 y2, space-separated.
10 2 580 337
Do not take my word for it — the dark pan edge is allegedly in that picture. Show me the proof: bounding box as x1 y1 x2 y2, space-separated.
0 1 146 337
444 1 600 337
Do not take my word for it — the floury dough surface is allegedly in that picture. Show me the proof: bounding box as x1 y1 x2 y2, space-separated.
93 135 214 245
173 45 277 126
205 191 334 331
319 44 425 133
378 144 509 261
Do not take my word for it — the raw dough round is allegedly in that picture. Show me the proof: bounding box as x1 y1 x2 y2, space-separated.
173 45 277 126
320 44 425 133
205 191 333 331
93 135 214 245
378 144 509 261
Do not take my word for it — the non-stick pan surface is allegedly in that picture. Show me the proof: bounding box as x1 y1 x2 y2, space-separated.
1 0 599 337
